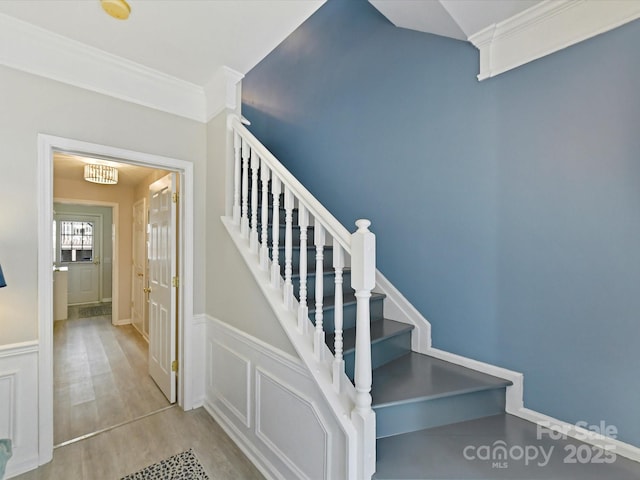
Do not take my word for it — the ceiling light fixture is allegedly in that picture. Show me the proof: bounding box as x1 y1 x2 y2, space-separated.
84 164 119 185
101 0 131 20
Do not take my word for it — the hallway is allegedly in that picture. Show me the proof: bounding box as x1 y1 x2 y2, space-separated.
54 311 169 445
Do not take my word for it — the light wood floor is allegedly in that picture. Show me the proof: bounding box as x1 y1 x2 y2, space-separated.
53 315 170 445
14 406 265 480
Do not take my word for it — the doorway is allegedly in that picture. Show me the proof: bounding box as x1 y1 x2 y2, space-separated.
38 134 196 464
54 212 104 305
51 162 178 446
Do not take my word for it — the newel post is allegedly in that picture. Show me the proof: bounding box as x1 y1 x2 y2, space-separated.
350 219 376 479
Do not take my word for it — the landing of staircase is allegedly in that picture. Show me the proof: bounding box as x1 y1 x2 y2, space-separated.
374 413 640 479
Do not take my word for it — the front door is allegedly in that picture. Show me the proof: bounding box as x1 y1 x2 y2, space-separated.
148 173 177 403
56 215 101 305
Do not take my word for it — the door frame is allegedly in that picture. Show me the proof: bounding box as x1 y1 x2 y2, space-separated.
37 134 195 465
54 199 119 321
131 197 148 338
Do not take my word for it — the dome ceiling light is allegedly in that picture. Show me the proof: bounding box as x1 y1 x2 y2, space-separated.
101 0 131 20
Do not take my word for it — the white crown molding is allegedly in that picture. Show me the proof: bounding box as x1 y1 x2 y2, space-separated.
204 66 245 122
469 0 640 81
0 13 207 122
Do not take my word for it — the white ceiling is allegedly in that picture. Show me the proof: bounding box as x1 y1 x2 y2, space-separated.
369 0 542 41
0 0 546 92
0 0 325 87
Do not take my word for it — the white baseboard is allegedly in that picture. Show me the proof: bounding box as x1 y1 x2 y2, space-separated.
203 400 278 480
112 317 131 326
375 270 431 354
513 407 640 464
425 348 640 463
130 322 148 342
5 453 39 479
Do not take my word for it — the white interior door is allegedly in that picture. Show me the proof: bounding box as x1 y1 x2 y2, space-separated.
148 173 177 403
131 198 148 339
56 214 101 305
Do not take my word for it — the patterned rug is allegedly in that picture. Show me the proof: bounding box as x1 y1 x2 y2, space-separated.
121 449 209 480
78 302 112 318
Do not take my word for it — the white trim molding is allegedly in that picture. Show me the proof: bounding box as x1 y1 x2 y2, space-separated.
0 13 210 122
375 270 431 354
112 317 131 326
191 313 207 408
204 66 245 122
469 0 640 81
514 407 640 464
255 368 331 480
0 341 39 479
37 134 196 470
204 316 348 480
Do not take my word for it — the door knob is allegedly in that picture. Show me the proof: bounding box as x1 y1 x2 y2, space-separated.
144 287 152 294
137 272 144 277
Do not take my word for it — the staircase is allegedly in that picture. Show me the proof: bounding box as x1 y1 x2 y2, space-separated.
263 194 512 437
225 115 513 479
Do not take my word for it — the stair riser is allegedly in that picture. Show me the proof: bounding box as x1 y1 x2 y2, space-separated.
344 331 412 381
310 296 385 333
374 388 507 439
292 270 353 302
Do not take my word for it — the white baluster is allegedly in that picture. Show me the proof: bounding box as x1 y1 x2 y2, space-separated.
350 219 376 479
240 138 250 238
232 130 241 225
259 161 270 270
283 187 294 309
249 150 259 253
297 204 309 333
270 176 281 288
332 244 345 392
314 223 325 360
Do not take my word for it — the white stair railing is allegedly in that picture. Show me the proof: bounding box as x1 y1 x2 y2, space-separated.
227 114 376 479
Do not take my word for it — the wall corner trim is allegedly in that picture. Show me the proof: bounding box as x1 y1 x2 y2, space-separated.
468 0 640 80
204 66 245 122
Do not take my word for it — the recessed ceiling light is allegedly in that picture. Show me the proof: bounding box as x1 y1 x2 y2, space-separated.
101 0 131 20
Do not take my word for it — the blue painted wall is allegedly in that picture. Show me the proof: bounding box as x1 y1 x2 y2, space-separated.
242 0 640 445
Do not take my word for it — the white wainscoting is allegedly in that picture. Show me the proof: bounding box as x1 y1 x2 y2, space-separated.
204 316 347 480
0 341 39 479
190 314 207 408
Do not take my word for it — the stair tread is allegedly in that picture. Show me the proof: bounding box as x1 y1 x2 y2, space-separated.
327 319 413 354
371 352 512 408
307 290 386 312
